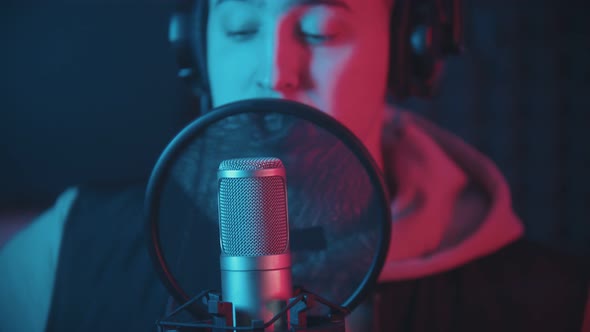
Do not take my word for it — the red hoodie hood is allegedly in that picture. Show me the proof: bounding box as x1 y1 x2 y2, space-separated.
378 110 524 281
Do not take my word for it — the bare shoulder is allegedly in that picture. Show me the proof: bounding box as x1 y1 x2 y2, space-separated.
0 187 78 331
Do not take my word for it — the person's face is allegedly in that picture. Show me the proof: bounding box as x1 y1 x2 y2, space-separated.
206 0 392 160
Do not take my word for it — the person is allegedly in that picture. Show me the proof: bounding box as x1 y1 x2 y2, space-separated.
1 0 589 331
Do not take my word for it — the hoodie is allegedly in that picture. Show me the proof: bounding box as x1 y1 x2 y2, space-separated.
378 110 525 281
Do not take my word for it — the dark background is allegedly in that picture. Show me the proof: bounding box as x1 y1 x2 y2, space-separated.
1 0 588 255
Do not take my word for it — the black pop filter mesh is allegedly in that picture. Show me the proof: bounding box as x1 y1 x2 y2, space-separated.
146 99 391 317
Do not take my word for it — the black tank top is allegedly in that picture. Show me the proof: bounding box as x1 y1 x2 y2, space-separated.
45 182 169 332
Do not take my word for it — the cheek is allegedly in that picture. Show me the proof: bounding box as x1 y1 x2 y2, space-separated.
309 40 389 134
207 32 257 107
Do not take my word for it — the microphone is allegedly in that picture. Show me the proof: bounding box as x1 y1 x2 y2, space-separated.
217 157 293 331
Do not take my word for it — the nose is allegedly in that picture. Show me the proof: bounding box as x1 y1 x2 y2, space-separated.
256 16 303 93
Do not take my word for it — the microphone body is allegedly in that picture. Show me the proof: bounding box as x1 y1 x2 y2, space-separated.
217 157 293 331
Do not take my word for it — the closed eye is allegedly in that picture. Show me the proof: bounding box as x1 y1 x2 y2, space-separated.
300 31 337 44
226 29 258 41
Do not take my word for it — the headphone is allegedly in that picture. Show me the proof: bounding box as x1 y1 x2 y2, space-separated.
169 0 463 113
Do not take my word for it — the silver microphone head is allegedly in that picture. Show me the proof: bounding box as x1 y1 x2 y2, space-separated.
217 157 289 257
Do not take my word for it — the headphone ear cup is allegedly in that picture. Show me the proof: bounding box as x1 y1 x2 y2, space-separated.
169 0 211 113
389 0 463 101
409 24 438 97
388 0 413 101
169 12 197 82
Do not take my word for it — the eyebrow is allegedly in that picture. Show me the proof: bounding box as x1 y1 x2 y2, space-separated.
214 0 351 11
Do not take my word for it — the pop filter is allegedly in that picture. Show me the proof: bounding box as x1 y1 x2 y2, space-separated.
145 99 392 320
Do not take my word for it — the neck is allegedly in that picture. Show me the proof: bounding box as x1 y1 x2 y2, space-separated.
368 131 384 172
361 109 386 172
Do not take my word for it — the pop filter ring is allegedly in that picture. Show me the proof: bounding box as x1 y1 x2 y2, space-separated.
145 98 392 319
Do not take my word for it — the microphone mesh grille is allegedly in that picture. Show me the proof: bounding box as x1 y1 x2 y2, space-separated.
218 157 284 171
218 158 289 256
